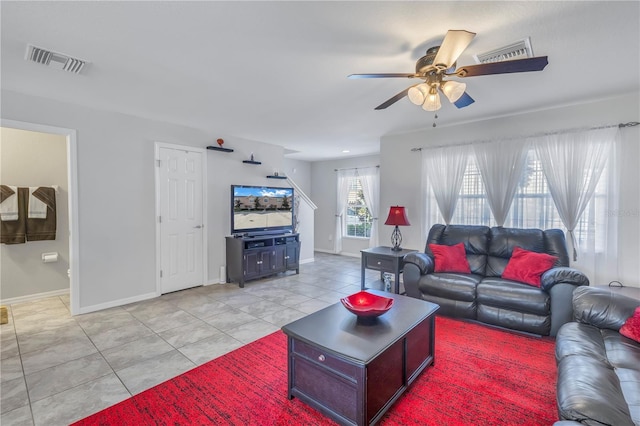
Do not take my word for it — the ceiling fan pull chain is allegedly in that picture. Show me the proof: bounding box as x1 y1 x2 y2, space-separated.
433 113 438 128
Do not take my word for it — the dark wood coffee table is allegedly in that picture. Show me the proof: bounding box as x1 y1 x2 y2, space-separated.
281 290 439 426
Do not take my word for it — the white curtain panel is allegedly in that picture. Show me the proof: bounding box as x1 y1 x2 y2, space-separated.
532 127 618 261
335 169 355 253
423 144 470 224
359 168 380 248
473 139 529 226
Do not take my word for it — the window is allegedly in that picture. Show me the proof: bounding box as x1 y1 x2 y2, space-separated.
450 149 608 250
345 176 372 238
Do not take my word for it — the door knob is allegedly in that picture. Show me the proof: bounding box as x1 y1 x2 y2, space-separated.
194 225 203 229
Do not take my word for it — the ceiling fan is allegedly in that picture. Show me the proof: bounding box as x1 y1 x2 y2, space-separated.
348 30 548 111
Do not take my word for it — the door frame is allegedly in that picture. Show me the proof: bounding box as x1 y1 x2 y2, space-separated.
154 142 208 295
1 119 80 315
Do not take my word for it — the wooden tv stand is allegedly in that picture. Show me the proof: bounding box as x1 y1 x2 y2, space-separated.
225 233 300 287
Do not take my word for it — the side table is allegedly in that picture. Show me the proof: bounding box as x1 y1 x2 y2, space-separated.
361 246 417 294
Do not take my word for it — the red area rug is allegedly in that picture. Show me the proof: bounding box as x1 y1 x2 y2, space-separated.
74 317 557 425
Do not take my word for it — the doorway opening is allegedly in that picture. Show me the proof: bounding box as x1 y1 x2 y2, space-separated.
0 120 79 315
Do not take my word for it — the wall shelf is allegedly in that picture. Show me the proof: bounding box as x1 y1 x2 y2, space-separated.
267 175 287 179
243 160 262 165
207 146 234 153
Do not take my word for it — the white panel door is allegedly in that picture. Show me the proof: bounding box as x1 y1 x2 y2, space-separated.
159 147 204 293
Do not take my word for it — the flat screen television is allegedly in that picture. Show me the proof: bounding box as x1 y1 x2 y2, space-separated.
231 185 295 236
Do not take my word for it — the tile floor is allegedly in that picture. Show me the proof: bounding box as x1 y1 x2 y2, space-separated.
1 252 384 425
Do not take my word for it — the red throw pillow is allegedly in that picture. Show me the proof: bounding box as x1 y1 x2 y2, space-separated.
429 243 471 273
502 246 558 287
620 307 640 343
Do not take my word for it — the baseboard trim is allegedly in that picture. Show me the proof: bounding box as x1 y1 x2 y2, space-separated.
1 288 70 306
314 248 336 254
76 292 157 315
339 252 360 258
313 248 360 258
300 257 314 264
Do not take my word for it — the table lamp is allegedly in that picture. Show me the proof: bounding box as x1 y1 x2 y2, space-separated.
384 206 410 251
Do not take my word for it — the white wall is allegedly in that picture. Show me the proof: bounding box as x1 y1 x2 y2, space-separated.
311 154 380 256
1 127 69 299
379 93 640 287
283 158 315 263
1 89 314 312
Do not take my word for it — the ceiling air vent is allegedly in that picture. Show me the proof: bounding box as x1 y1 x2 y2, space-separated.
25 44 88 74
473 37 534 64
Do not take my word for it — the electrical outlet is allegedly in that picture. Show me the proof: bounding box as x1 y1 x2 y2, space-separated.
328 234 333 242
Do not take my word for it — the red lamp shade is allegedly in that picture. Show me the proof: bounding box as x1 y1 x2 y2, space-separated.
384 206 410 227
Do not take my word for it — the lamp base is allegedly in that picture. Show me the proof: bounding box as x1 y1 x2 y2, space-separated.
390 226 403 251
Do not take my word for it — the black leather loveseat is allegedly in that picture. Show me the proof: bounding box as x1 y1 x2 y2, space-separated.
555 286 640 425
403 224 589 336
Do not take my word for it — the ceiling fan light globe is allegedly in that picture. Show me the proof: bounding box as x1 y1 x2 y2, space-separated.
422 90 441 111
407 87 425 105
441 81 467 103
408 83 430 106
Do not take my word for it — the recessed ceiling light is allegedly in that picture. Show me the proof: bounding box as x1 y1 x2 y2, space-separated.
342 150 350 153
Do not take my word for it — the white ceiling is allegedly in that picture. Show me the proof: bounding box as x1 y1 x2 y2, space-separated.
1 1 639 161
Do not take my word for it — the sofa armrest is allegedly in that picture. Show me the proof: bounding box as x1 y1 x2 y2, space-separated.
540 267 589 292
403 252 434 275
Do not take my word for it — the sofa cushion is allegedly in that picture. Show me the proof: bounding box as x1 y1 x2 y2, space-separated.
556 321 639 426
620 307 640 343
418 294 476 319
555 322 608 363
501 246 558 287
556 355 635 426
419 273 481 302
429 243 471 273
477 305 550 335
486 227 546 277
477 278 550 316
426 224 490 276
602 328 640 370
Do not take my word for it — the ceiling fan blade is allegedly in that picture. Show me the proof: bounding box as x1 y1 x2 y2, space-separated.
348 73 417 79
454 92 475 108
433 30 476 69
374 86 416 110
451 56 549 77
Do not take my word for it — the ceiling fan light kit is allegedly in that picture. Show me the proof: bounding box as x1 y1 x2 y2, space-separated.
422 86 441 112
348 29 548 114
408 84 429 105
441 81 466 103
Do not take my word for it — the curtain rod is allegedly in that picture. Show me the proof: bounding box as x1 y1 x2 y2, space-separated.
334 165 379 171
411 121 639 152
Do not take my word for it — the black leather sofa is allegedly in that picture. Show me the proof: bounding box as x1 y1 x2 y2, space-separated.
555 286 640 426
403 224 589 336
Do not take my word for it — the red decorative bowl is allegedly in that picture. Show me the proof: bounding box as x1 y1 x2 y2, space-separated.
340 291 394 318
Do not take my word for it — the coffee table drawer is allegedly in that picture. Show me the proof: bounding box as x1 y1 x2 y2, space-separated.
292 356 359 422
365 256 393 271
292 339 359 379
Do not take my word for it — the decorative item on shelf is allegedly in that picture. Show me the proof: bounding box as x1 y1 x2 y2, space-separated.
384 206 411 251
242 153 262 165
206 138 233 153
267 170 287 179
340 291 394 323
